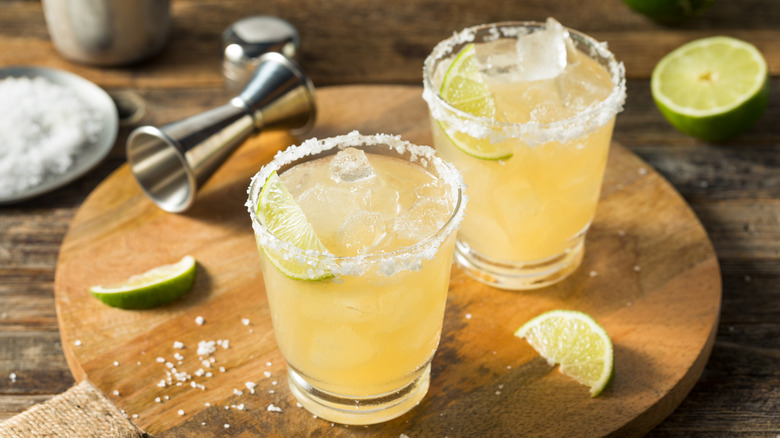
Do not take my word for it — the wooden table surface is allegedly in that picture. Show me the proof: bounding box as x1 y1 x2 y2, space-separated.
1 0 778 436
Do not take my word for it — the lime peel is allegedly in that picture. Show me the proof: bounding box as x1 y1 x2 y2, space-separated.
516 309 614 397
89 255 197 309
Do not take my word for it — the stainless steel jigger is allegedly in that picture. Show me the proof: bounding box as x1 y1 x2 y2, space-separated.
126 52 316 213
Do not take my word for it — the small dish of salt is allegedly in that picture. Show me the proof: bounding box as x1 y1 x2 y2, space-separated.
0 66 118 205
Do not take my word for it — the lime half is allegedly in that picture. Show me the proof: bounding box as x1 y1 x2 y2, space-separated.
651 36 769 142
89 255 197 309
515 310 614 397
622 0 714 24
439 44 513 160
257 171 332 281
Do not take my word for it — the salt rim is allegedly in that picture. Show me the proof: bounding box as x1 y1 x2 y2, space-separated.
246 131 467 278
422 20 627 147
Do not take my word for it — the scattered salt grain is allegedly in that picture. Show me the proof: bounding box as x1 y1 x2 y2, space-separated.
195 316 205 325
173 352 184 361
589 270 598 277
465 313 472 320
178 409 184 416
224 424 230 429
155 397 161 403
9 373 16 383
241 318 250 326
197 341 216 356
233 388 243 396
74 340 82 346
245 382 256 394
267 404 283 413
156 357 165 363
0 76 103 198
219 366 226 373
113 361 119 366
173 341 184 349
112 390 120 396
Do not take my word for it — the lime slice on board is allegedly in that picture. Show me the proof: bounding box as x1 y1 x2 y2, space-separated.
515 309 614 397
256 171 332 281
439 44 513 160
651 36 769 142
89 255 197 309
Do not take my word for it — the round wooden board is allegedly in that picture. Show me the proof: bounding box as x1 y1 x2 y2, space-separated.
54 85 721 437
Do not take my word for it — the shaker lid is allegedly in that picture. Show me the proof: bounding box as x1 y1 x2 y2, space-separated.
222 16 299 61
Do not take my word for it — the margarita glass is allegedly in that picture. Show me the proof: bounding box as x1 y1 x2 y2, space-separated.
423 20 626 290
246 132 466 424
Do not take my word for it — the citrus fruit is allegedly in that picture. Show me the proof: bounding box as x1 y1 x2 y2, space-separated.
651 36 769 142
439 44 513 160
256 171 332 280
515 309 614 397
622 0 714 24
89 255 197 309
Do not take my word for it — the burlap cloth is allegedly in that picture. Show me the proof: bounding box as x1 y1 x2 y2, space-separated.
0 381 142 438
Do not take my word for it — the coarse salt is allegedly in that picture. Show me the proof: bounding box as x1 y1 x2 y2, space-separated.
0 76 103 197
195 316 205 325
197 340 216 356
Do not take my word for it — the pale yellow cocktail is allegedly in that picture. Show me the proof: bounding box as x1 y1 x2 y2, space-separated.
247 132 466 425
423 19 626 289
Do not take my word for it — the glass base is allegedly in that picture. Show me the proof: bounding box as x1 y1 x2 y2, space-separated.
455 232 585 290
287 363 431 425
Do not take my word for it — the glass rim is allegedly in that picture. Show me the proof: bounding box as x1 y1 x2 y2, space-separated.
246 131 467 277
422 20 627 146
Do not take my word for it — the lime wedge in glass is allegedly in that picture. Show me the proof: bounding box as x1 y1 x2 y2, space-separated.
89 255 197 309
515 309 614 397
651 36 769 142
257 171 332 281
439 44 513 160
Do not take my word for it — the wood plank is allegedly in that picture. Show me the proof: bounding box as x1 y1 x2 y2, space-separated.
1 1 779 88
0 332 75 394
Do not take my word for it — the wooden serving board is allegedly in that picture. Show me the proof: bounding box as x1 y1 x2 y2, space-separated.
54 85 721 437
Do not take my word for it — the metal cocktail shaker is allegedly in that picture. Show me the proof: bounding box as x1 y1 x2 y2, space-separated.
42 0 171 66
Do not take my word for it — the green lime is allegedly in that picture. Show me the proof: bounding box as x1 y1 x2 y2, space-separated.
439 44 513 160
257 171 332 280
651 36 769 142
622 0 714 24
515 310 614 397
89 255 197 309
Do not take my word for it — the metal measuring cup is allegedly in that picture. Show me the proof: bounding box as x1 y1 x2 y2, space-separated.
126 52 316 213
